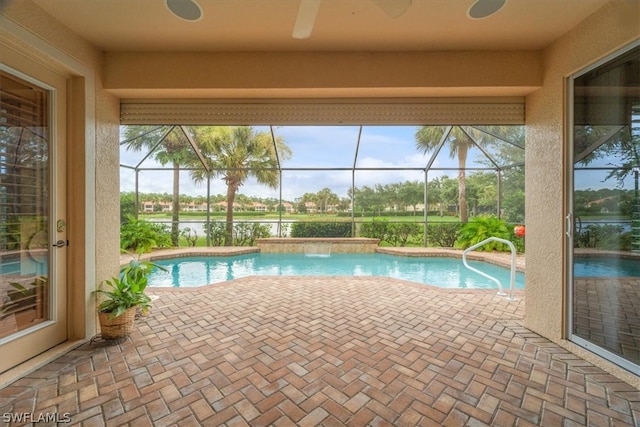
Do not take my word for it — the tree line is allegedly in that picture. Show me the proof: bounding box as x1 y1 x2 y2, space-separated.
121 167 524 222
122 125 525 246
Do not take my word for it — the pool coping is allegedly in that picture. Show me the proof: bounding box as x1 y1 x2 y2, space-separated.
125 247 640 274
121 246 526 273
375 247 526 272
121 247 260 265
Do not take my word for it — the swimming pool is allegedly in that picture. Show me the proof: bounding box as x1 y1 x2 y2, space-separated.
147 253 526 290
573 256 640 277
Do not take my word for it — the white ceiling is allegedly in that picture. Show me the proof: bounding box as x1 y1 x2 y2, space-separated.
34 0 611 52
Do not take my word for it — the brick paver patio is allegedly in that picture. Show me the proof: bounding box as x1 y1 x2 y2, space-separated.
1 276 639 426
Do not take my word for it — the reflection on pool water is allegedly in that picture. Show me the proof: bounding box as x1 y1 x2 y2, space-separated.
148 253 526 290
573 256 640 277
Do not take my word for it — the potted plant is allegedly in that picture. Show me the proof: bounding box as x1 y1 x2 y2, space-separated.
94 258 161 340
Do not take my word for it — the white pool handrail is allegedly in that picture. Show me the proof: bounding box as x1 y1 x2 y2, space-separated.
462 237 517 301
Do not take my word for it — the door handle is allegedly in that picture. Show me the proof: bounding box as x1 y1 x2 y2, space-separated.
52 240 68 248
565 213 572 238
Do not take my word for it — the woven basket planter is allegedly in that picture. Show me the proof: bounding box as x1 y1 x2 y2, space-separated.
98 306 137 340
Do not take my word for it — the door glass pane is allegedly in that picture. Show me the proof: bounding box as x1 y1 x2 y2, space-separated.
572 45 640 371
0 71 50 339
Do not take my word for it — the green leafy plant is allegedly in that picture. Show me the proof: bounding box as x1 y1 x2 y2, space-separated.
94 259 164 319
120 258 162 288
575 224 626 250
120 215 171 252
233 222 272 246
180 227 198 247
455 215 511 251
203 221 272 246
95 276 152 319
359 218 389 241
427 223 462 247
386 223 422 247
204 221 226 246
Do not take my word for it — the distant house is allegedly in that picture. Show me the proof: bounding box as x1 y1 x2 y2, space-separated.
141 201 172 213
215 201 242 212
182 202 198 212
252 202 267 212
277 202 294 213
586 196 616 207
586 196 618 213
403 203 426 212
141 201 154 213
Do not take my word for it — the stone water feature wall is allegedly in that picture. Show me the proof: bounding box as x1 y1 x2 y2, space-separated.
255 238 380 254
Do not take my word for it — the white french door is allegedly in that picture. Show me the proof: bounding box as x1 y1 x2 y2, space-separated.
0 57 68 373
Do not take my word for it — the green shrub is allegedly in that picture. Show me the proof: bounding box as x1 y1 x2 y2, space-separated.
120 215 171 253
233 222 272 246
180 227 199 247
359 218 389 240
203 221 272 246
359 219 423 247
204 221 226 246
386 223 422 247
455 215 511 251
575 224 626 250
291 222 352 237
427 223 462 247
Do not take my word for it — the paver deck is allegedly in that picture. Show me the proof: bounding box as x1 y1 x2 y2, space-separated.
1 276 639 426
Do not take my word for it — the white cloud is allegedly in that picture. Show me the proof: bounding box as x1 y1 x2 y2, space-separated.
120 125 453 199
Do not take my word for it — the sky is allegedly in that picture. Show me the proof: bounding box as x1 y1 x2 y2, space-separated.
120 125 453 201
119 124 633 202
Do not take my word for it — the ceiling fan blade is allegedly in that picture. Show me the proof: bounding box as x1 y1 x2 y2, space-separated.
293 0 322 39
371 0 412 19
468 0 507 19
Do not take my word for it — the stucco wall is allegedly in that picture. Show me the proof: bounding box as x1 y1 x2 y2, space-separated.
104 50 541 99
94 92 121 293
525 0 639 386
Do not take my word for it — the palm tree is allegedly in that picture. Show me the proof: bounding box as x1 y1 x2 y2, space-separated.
416 125 524 223
315 188 339 213
191 126 291 246
122 126 196 246
415 126 476 222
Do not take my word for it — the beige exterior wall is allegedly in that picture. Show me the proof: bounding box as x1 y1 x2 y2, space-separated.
1 1 121 362
525 1 639 387
105 50 541 99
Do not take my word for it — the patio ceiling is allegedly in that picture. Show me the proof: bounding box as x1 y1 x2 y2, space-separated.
34 0 610 53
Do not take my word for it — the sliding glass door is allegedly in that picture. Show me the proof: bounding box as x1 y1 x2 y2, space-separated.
568 42 640 375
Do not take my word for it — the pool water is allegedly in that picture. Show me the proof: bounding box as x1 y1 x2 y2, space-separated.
573 256 640 277
147 253 526 290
